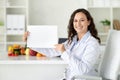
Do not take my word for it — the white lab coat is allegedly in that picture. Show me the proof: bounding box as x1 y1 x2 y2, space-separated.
31 31 101 80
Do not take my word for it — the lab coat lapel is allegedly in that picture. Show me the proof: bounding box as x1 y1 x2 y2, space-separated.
71 36 91 59
72 34 91 52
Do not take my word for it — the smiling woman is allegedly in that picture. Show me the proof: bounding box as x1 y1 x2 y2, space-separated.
23 8 101 80
73 12 90 39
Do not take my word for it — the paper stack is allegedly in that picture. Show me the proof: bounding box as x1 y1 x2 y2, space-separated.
7 15 25 35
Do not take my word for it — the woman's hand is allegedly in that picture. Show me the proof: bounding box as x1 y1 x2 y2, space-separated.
55 44 65 53
23 31 30 42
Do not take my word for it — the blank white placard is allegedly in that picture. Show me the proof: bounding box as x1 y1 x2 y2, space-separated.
27 25 58 48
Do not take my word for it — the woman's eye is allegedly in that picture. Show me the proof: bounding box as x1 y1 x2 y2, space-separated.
81 20 85 21
74 19 85 22
74 20 77 22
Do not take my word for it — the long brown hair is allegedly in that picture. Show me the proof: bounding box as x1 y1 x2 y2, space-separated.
67 8 101 44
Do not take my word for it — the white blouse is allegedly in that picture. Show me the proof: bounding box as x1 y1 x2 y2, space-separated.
31 31 101 80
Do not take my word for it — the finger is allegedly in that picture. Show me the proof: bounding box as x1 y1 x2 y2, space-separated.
54 44 57 46
27 31 30 36
23 32 28 42
54 44 60 47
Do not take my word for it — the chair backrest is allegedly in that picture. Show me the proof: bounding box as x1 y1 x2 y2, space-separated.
58 38 67 44
99 30 120 80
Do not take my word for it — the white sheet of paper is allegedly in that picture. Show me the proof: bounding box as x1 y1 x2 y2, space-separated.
27 25 58 48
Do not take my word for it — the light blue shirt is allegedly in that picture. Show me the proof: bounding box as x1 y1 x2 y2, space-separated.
31 31 100 80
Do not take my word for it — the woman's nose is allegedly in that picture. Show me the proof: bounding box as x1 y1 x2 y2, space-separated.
77 21 81 26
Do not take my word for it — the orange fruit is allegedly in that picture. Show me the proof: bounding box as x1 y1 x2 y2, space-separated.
36 53 46 57
13 44 20 49
20 47 25 55
36 53 42 57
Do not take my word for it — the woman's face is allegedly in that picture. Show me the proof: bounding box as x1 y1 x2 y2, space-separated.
73 12 90 35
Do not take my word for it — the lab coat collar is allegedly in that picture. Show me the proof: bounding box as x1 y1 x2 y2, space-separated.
73 31 91 44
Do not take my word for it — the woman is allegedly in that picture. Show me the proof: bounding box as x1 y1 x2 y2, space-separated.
23 8 101 80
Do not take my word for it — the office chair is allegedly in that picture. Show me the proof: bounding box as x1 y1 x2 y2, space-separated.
58 38 67 44
72 30 120 80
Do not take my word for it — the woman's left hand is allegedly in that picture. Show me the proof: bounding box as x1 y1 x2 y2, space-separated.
54 44 65 53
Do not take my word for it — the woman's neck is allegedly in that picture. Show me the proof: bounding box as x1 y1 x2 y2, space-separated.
77 32 87 40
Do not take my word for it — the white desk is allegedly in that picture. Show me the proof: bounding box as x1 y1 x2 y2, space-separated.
0 54 68 80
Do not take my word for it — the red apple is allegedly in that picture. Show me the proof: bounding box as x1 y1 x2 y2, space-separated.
8 53 12 56
29 49 37 56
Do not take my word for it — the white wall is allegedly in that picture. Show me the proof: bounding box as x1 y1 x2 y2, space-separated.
29 0 87 38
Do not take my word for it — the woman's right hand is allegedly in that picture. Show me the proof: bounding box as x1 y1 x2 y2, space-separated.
54 44 65 53
23 31 30 42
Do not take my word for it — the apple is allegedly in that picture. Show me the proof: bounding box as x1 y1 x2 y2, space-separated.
29 49 37 56
8 46 13 52
8 52 13 56
25 48 30 55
